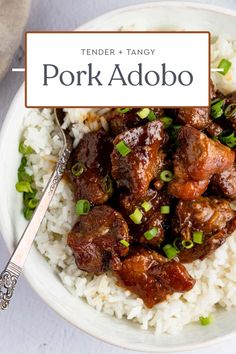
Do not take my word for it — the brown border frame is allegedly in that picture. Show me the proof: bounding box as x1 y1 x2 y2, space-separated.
25 31 211 108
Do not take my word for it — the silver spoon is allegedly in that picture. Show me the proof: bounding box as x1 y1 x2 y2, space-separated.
0 108 73 310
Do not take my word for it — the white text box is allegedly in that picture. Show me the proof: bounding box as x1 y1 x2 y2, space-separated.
26 32 210 107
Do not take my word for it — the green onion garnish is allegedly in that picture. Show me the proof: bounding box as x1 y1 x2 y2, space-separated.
182 240 194 249
71 161 84 177
27 198 38 209
17 155 32 182
173 238 181 252
115 140 131 157
102 175 113 196
17 147 38 221
18 142 34 155
15 181 33 193
21 156 27 167
129 208 143 224
217 58 232 76
136 108 150 119
160 170 173 182
119 239 130 247
23 190 37 206
171 125 181 144
144 227 159 241
211 99 225 119
147 111 156 122
160 116 173 129
23 207 34 221
18 170 32 183
193 231 204 244
160 205 170 214
141 201 152 212
117 108 131 114
219 130 236 148
199 315 213 326
75 199 91 215
23 191 38 211
163 244 178 259
225 103 236 119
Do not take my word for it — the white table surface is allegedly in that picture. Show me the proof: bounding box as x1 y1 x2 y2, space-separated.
1 1 236 353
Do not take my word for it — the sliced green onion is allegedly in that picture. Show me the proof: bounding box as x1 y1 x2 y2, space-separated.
182 240 194 249
21 156 27 167
171 125 181 144
23 207 34 221
18 170 32 183
102 175 113 196
129 208 143 224
17 159 31 180
119 239 130 247
116 108 131 114
193 231 204 244
17 152 38 221
225 103 236 119
172 125 181 131
147 110 156 122
218 58 232 76
115 140 131 157
28 198 38 209
144 227 159 240
163 244 178 259
18 142 34 155
141 201 152 212
219 130 236 148
18 157 27 172
199 315 213 326
23 190 37 207
160 170 173 182
71 161 84 177
18 156 31 181
75 199 90 215
160 116 173 128
160 205 170 214
211 99 225 119
136 108 150 119
15 181 33 193
173 238 181 252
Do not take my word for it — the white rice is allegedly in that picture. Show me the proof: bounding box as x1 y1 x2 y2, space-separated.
21 37 236 335
211 37 236 94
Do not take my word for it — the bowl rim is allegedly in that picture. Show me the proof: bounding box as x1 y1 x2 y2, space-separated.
78 1 236 31
1 1 236 352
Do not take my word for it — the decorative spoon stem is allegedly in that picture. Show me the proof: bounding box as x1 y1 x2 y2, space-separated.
0 109 72 310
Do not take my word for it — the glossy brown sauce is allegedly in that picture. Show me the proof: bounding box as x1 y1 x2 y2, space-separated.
67 84 236 308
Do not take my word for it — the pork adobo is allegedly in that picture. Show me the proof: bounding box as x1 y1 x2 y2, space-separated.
67 87 236 308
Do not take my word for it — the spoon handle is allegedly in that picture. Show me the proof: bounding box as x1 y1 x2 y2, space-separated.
0 144 72 310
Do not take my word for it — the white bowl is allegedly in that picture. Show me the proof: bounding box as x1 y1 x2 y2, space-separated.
1 2 236 352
